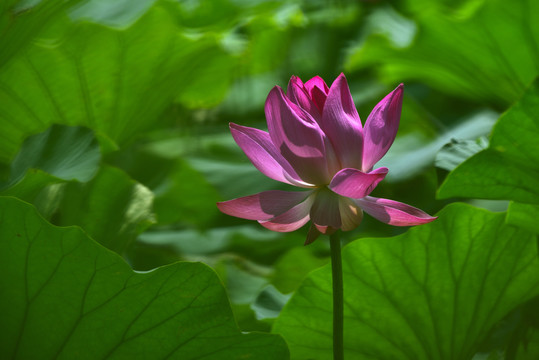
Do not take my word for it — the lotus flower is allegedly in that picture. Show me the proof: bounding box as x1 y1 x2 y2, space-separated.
217 73 436 244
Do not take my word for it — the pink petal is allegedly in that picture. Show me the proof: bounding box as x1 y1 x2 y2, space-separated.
304 76 329 112
320 73 364 169
313 224 333 235
310 188 341 230
310 87 328 113
356 196 437 226
259 193 315 232
329 167 388 199
286 76 321 119
362 84 404 172
217 190 312 220
304 76 329 95
230 123 309 187
265 86 331 185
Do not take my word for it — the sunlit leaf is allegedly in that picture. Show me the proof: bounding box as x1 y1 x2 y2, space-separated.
0 0 82 66
379 110 496 181
173 0 240 30
69 0 157 28
0 5 235 163
58 165 155 254
438 79 539 203
435 137 488 171
506 202 539 234
0 125 100 200
0 196 289 359
273 203 539 360
402 0 487 18
346 0 539 107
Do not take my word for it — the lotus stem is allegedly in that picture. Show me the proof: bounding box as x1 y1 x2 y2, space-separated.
330 231 344 360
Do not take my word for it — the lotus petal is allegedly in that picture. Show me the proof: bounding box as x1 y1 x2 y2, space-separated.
362 84 403 172
287 76 321 119
304 76 329 112
320 73 364 169
329 167 388 199
356 196 437 226
217 190 312 221
259 193 315 232
230 123 310 187
265 86 332 184
218 75 436 242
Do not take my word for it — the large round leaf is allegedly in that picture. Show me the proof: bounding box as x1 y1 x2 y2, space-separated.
0 197 289 359
273 203 539 359
0 4 235 163
346 0 539 107
438 79 539 204
0 0 83 67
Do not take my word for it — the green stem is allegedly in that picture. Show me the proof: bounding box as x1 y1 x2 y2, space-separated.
330 232 344 360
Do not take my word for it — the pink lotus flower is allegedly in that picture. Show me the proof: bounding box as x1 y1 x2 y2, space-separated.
217 73 436 244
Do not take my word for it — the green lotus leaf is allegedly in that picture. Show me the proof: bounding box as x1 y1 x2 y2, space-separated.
0 196 289 359
346 0 539 106
0 4 235 163
438 79 539 204
273 203 539 360
0 0 83 66
506 202 539 234
58 165 155 254
0 125 100 200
